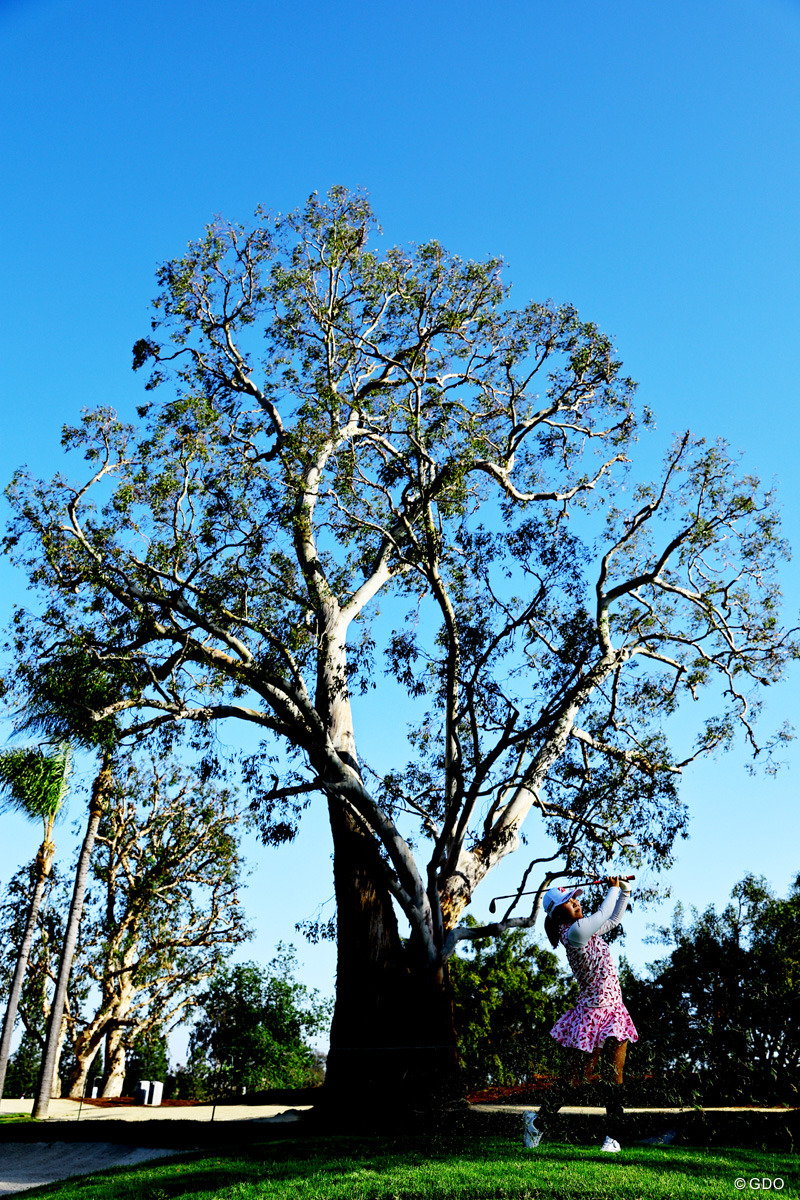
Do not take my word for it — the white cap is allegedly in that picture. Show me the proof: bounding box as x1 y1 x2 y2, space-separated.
542 884 583 917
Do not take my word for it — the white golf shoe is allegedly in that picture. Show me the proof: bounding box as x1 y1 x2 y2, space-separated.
523 1113 543 1148
600 1136 621 1153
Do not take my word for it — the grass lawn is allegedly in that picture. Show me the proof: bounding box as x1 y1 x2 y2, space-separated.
15 1134 800 1199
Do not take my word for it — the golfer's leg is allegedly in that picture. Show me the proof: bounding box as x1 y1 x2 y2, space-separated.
603 1039 628 1144
584 1047 601 1084
610 1037 628 1085
537 1050 588 1132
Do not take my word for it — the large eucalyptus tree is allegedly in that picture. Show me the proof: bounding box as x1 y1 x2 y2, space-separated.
3 188 796 1108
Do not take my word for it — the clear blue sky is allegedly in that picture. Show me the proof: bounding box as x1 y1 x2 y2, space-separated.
1 0 799 1054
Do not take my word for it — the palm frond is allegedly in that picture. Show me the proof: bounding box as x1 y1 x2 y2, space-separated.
12 650 124 751
0 744 72 822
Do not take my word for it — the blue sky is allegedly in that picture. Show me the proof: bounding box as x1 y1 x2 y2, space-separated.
1 0 800 1050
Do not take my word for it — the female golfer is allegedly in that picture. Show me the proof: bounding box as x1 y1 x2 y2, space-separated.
524 876 637 1154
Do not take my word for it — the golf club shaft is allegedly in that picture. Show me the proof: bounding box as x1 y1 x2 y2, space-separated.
564 875 635 887
488 876 635 912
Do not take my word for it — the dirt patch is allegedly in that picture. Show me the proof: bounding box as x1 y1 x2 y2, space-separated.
467 1079 555 1106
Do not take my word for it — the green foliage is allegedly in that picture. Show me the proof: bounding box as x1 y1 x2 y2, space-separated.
0 744 71 825
11 649 133 752
622 874 800 1103
186 949 331 1096
450 921 575 1089
4 1033 41 1097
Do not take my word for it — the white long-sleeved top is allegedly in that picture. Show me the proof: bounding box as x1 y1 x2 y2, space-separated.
566 886 629 948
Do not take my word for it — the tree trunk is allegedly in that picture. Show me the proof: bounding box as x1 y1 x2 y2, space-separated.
101 1027 127 1098
33 758 111 1119
320 802 463 1121
315 625 463 1122
66 1020 106 1099
0 842 53 1098
67 1042 102 1101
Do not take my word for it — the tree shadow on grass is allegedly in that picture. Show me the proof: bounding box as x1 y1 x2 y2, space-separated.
17 1138 463 1199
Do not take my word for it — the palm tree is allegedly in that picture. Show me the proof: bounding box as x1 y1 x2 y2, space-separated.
0 744 72 1097
13 651 121 1118
33 752 113 1115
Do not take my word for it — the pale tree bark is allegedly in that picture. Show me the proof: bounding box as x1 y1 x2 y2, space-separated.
33 757 111 1117
0 838 54 1097
65 1023 105 1099
102 1027 128 1100
67 1043 102 1101
65 979 134 1100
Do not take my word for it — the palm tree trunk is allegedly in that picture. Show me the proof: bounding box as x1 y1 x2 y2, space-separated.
33 757 112 1118
0 840 54 1097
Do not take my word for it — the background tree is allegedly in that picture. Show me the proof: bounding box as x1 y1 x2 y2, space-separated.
0 863 66 1095
0 752 248 1102
450 919 574 1093
65 753 248 1098
4 1033 41 1098
186 949 330 1098
3 188 796 1110
747 874 800 1099
0 744 70 1097
621 874 800 1104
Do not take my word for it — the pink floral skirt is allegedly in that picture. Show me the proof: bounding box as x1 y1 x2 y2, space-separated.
550 1001 638 1053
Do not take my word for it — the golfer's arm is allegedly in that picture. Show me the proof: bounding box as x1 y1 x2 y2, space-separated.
597 887 629 934
567 887 621 947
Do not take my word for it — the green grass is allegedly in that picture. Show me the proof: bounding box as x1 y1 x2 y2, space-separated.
14 1135 800 1200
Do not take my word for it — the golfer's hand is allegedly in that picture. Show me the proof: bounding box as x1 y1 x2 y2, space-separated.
607 875 632 894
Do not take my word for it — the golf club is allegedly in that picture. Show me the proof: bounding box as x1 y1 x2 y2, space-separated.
488 876 635 914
